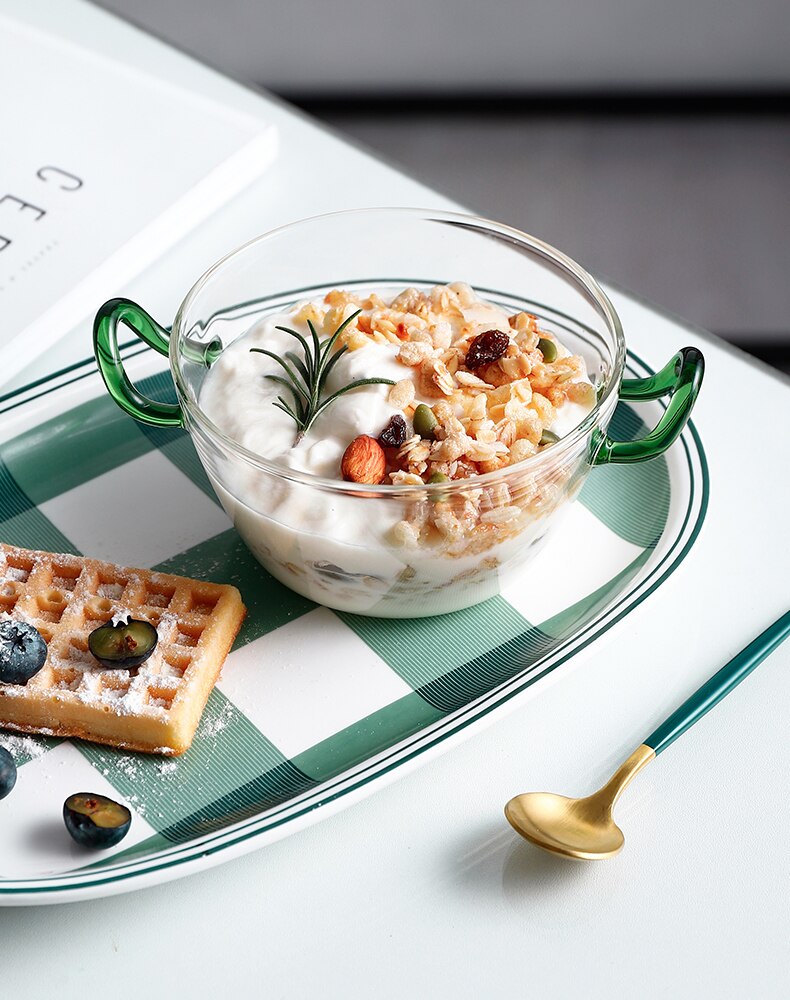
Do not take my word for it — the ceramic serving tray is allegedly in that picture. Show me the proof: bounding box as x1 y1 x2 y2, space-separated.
0 344 707 904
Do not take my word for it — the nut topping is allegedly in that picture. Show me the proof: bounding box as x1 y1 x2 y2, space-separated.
341 435 387 484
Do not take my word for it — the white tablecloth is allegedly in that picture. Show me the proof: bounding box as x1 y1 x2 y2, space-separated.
3 3 789 997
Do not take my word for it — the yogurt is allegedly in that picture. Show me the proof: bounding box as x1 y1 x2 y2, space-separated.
198 287 595 616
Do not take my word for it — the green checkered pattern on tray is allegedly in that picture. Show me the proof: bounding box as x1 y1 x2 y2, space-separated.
0 370 669 864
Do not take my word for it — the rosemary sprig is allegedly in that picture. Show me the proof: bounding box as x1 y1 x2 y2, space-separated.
250 309 395 444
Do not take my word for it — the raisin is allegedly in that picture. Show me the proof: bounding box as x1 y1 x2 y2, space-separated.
378 414 407 448
465 329 509 370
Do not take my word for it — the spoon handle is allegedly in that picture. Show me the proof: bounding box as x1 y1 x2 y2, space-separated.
644 609 790 756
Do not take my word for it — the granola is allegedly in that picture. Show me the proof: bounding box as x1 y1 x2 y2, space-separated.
204 283 598 578
294 283 596 557
295 283 595 487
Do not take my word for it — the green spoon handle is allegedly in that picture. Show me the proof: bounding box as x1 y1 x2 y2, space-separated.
644 609 790 756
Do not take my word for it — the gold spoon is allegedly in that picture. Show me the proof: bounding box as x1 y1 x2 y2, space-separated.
505 609 790 859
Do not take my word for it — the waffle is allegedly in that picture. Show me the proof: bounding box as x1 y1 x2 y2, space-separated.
0 543 245 755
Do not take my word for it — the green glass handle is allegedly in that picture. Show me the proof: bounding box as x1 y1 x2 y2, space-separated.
93 297 184 428
593 346 705 465
645 610 790 755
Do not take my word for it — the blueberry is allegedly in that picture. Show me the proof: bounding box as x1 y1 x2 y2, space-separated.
63 793 131 849
0 747 17 800
88 616 158 669
0 620 48 684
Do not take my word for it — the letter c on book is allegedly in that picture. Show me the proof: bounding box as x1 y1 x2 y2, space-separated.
36 166 84 191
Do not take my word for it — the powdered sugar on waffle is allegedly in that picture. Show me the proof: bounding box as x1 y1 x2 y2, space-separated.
0 543 246 754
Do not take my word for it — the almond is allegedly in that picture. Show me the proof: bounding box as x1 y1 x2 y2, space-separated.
341 435 386 485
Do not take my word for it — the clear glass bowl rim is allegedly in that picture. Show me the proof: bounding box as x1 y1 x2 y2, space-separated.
170 207 626 496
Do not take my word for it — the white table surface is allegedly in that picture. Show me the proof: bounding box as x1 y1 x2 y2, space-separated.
3 3 790 998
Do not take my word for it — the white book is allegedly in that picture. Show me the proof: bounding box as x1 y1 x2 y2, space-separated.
0 15 278 381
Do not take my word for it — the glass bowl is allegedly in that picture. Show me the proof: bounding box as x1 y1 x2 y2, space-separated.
94 208 703 617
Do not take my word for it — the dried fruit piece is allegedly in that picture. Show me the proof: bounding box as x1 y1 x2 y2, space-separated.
465 330 510 370
341 435 387 484
378 414 407 448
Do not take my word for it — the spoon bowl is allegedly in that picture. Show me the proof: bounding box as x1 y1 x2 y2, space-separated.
505 792 625 860
504 744 654 860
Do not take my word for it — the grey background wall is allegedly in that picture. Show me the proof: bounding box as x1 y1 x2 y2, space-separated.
92 0 790 368
95 0 790 94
